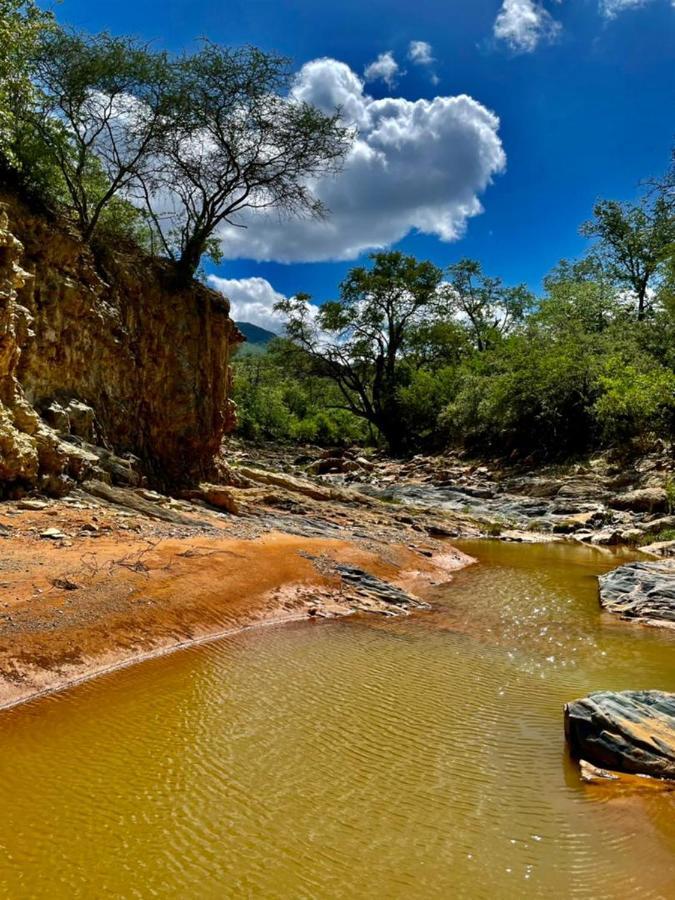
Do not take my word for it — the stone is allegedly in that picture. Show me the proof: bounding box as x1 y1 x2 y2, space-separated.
51 576 80 591
42 401 70 434
609 488 669 514
64 400 95 442
640 540 675 558
579 759 675 790
17 499 48 511
334 564 429 612
564 690 675 780
137 489 163 503
552 510 605 533
556 480 609 501
639 515 675 535
237 466 367 505
589 529 624 546
599 561 675 626
82 480 213 527
306 457 345 475
618 528 643 544
40 527 66 539
0 194 240 492
196 484 241 515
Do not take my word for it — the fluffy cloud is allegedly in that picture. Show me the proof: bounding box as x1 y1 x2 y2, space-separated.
407 40 435 65
493 0 562 52
207 276 326 337
363 51 399 87
215 58 505 263
206 276 288 331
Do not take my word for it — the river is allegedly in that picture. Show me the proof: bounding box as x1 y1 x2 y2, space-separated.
0 540 673 898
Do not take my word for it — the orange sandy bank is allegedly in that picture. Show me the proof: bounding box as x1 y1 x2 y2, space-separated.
0 496 473 710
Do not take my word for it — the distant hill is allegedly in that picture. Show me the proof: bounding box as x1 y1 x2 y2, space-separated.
236 322 279 345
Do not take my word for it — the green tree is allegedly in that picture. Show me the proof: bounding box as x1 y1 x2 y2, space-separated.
594 355 675 447
145 43 352 283
0 0 53 168
232 347 366 445
276 251 446 452
580 189 675 320
441 330 600 458
30 28 173 241
538 258 622 334
444 259 534 351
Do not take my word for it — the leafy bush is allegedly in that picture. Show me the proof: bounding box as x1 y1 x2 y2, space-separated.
441 331 599 458
232 351 367 446
594 356 675 446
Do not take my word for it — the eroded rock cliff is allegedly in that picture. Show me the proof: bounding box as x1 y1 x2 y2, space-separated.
0 192 240 495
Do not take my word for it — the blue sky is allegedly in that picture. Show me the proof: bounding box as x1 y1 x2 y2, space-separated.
46 0 675 328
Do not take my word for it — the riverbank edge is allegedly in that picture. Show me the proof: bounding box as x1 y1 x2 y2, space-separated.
0 607 317 714
0 504 476 713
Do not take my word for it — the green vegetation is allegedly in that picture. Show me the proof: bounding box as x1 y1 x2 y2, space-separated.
638 529 675 547
2 4 673 460
0 3 351 277
233 345 368 445
237 158 674 457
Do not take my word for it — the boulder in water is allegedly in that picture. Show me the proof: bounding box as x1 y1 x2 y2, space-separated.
564 690 675 780
599 561 675 627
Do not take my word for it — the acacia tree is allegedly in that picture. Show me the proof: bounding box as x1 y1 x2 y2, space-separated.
276 251 445 452
30 28 173 241
143 43 352 282
444 259 534 351
581 190 675 320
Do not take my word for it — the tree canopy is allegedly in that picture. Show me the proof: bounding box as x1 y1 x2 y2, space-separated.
145 44 352 281
277 251 448 452
0 8 352 279
267 163 675 457
581 188 675 319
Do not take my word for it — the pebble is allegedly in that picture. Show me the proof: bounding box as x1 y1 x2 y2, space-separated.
40 528 67 540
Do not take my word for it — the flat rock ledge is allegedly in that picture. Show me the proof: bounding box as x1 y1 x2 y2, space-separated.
598 561 675 628
564 690 675 781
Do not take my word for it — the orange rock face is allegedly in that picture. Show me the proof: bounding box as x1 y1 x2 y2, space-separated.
1 192 241 495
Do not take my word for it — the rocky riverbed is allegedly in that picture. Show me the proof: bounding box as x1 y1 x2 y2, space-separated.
224 440 675 552
2 435 674 788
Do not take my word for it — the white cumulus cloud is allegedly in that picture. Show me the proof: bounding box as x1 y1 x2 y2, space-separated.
206 276 288 332
363 51 399 87
408 40 435 65
215 57 505 263
493 0 562 52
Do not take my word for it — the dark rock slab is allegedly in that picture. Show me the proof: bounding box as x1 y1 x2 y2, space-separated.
335 564 429 612
564 690 675 779
599 561 675 626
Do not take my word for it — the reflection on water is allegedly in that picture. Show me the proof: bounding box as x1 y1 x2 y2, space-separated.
0 541 674 899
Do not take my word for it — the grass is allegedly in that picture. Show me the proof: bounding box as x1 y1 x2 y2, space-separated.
638 528 675 547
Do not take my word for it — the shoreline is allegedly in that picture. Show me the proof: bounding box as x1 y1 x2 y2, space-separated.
0 608 316 714
0 495 475 713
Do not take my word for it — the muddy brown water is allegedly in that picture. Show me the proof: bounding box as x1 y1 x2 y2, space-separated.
0 540 674 898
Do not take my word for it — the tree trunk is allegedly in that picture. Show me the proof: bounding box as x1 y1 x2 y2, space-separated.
175 240 204 287
378 410 408 456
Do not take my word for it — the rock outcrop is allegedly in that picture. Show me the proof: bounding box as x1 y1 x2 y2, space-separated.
599 561 675 628
0 206 73 495
564 690 675 780
0 193 240 494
